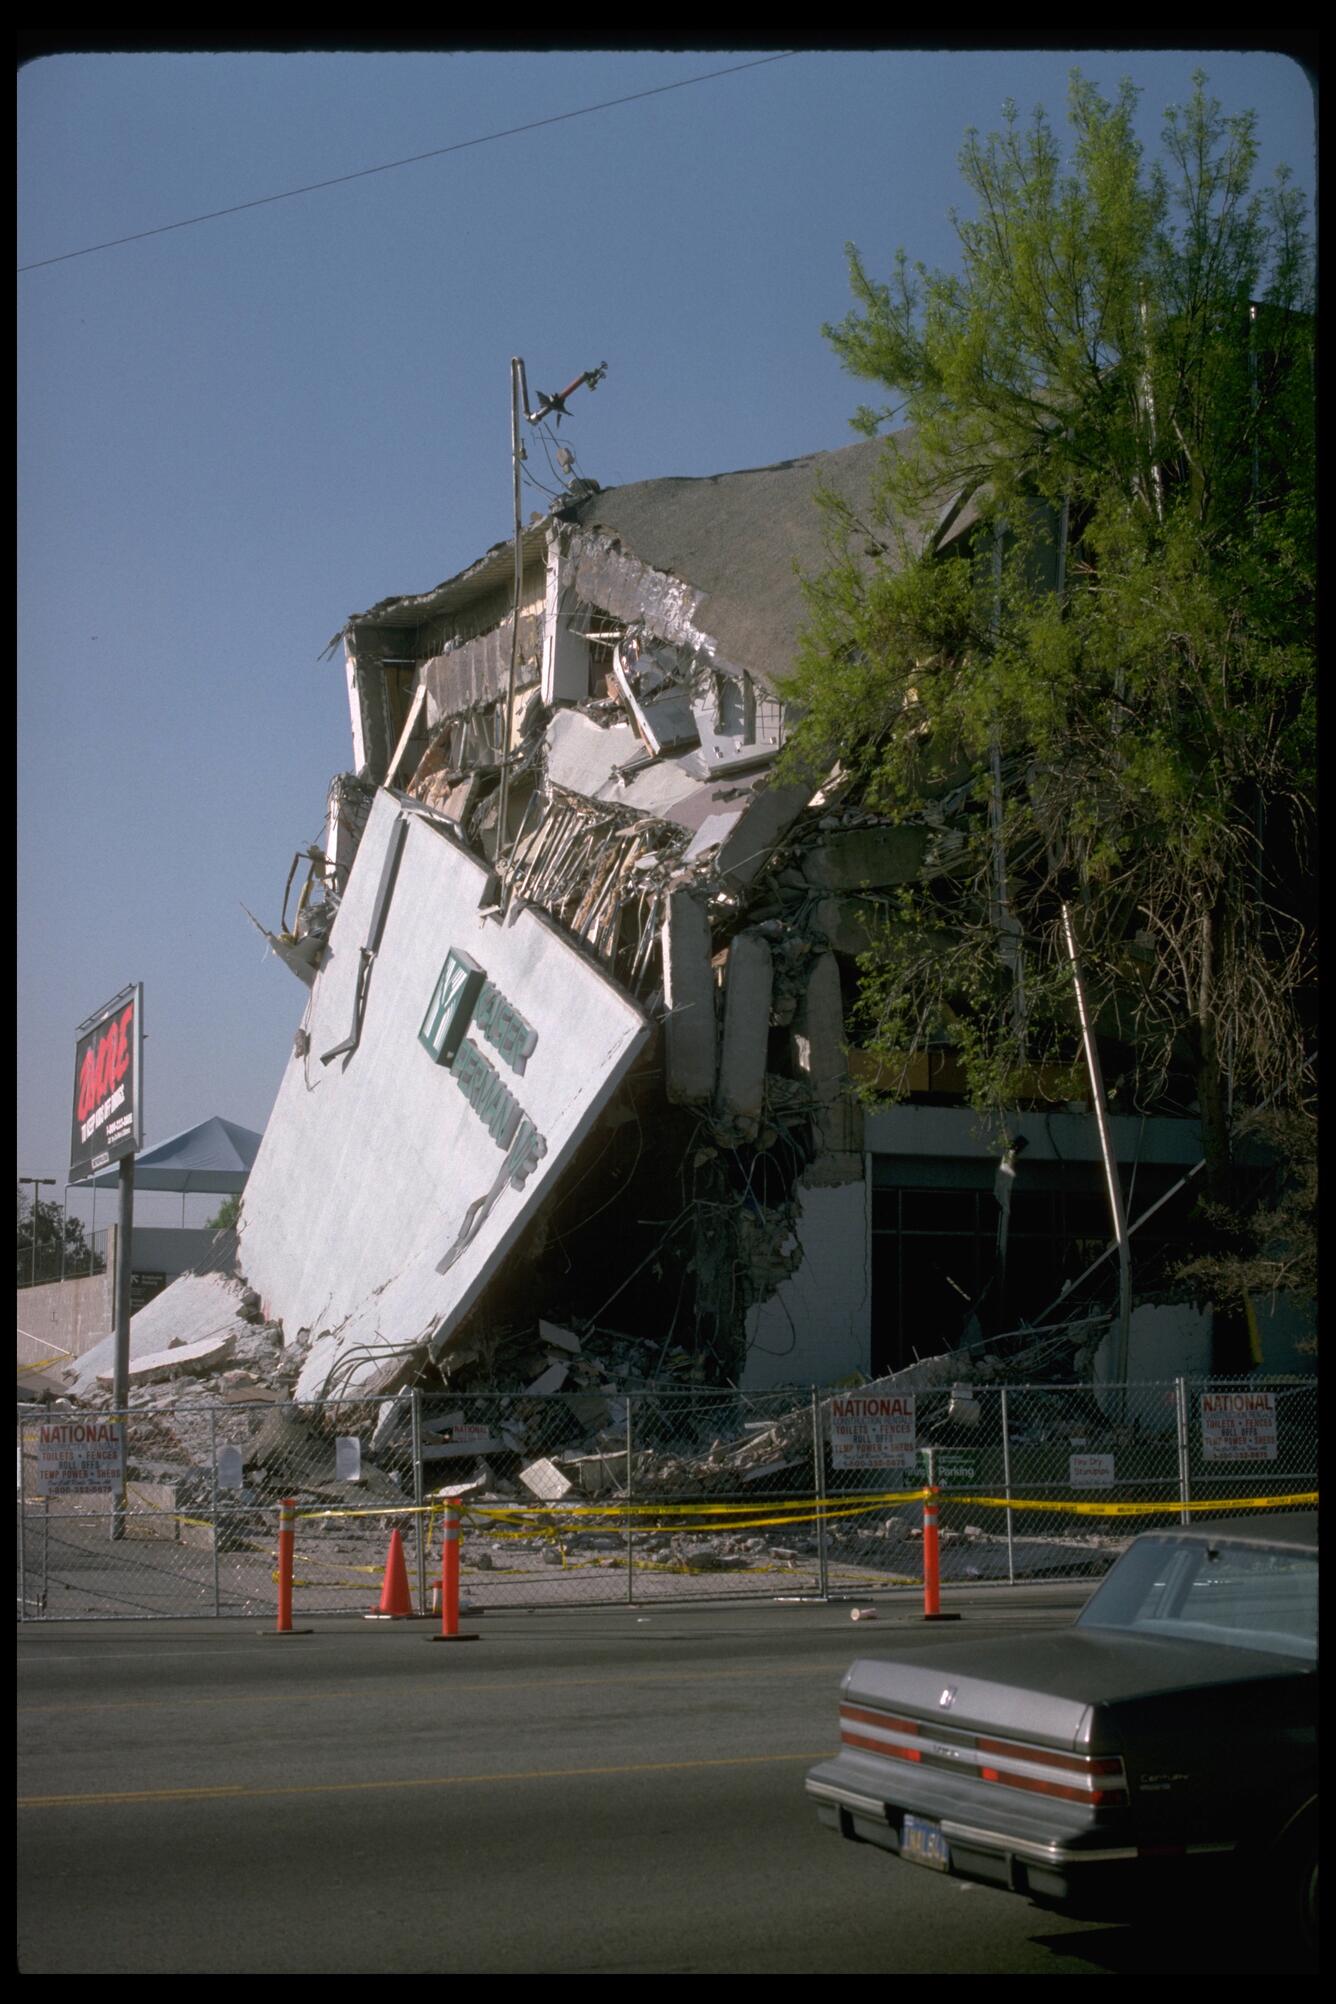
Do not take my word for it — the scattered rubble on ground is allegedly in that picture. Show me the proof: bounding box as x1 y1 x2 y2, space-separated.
31 1284 1122 1578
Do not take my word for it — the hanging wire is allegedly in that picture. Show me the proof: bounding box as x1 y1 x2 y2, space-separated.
20 53 801 273
520 461 565 504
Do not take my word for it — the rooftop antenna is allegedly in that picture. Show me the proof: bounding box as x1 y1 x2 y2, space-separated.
525 361 608 427
496 359 609 884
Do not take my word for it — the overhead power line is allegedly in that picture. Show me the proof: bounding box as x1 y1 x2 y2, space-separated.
19 53 799 274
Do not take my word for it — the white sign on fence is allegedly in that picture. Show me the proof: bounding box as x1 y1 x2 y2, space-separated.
335 1436 363 1482
830 1394 916 1471
35 1418 123 1495
1069 1453 1116 1488
1200 1390 1278 1460
216 1445 244 1490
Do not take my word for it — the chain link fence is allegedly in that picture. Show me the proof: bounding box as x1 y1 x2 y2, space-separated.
17 1375 1316 1621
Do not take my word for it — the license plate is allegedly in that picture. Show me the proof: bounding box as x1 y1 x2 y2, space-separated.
901 1813 951 1872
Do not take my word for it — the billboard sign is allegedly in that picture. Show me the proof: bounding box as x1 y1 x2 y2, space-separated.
70 986 142 1184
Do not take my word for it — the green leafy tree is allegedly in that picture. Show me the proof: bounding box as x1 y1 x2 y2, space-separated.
785 74 1315 1290
1175 1108 1316 1320
16 1185 104 1287
205 1193 241 1230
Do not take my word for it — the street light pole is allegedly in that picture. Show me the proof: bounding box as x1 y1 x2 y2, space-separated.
19 1177 56 1288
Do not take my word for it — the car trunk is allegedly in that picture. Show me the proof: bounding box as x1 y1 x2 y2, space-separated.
841 1628 1299 1753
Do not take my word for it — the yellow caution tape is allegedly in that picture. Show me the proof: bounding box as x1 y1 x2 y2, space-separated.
463 1489 930 1525
289 1490 934 1526
262 1486 1318 1535
944 1491 1317 1517
17 1346 75 1376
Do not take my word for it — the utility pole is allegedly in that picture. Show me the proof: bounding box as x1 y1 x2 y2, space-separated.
1059 902 1131 1408
498 357 608 876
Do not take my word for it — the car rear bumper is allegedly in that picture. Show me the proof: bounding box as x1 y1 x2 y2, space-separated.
806 1757 1235 1906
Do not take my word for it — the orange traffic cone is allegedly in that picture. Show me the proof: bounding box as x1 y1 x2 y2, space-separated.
366 1528 415 1619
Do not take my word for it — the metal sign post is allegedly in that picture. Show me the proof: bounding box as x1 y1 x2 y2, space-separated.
69 985 143 1542
110 1153 135 1539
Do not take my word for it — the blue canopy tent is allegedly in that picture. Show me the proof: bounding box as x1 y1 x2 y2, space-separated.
76 1114 263 1226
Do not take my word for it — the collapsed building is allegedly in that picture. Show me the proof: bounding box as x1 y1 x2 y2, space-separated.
206 430 1253 1412
237 440 880 1404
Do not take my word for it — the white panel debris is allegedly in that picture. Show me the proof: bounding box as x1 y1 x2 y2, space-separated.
525 1361 569 1396
537 1320 582 1353
520 1456 574 1501
541 531 591 706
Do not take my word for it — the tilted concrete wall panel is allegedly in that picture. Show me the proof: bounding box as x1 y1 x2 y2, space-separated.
801 826 930 891
714 781 812 893
238 790 650 1398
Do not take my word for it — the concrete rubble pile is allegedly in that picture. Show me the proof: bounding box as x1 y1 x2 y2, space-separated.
31 1272 1115 1580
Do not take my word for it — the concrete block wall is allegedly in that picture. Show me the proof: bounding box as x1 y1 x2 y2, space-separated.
17 1266 114 1371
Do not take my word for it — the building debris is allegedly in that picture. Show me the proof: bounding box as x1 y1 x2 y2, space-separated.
519 1457 574 1501
96 1331 236 1388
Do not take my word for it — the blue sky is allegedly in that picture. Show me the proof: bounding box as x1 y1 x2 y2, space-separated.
18 47 1315 1231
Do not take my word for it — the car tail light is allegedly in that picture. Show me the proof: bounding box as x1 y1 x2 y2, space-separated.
974 1737 1128 1806
838 1703 1128 1806
840 1705 922 1762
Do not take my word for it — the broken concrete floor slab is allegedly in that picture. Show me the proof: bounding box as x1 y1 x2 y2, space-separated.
66 1271 255 1400
96 1331 236 1389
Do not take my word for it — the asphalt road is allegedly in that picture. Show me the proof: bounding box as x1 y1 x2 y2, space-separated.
16 1587 1265 1974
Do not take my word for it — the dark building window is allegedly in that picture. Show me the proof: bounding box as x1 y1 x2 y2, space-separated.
869 1161 1203 1376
